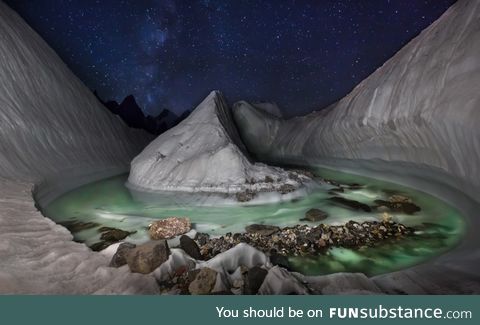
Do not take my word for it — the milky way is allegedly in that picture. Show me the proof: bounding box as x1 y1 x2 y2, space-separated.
6 0 455 116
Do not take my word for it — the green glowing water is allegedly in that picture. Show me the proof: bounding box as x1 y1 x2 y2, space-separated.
43 168 465 276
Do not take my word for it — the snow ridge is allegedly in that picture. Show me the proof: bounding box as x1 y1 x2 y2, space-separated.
0 2 154 294
128 91 305 193
233 0 480 197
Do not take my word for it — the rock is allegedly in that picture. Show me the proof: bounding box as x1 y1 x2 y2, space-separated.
329 187 344 193
59 220 99 233
328 196 372 212
198 220 413 261
99 228 136 242
110 242 136 267
245 224 280 236
389 195 413 203
126 240 170 274
244 266 268 295
236 190 256 202
347 183 363 190
89 228 136 252
278 184 296 194
297 169 315 178
374 199 421 215
98 226 117 232
376 205 391 212
269 251 291 270
264 175 274 183
398 202 421 214
180 235 202 260
188 268 217 295
194 232 210 246
89 241 110 252
148 217 191 240
301 208 328 222
324 179 341 187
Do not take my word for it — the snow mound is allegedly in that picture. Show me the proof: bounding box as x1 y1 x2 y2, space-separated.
128 91 307 193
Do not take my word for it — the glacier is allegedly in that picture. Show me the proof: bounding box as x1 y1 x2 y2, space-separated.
0 1 157 294
233 0 480 197
233 0 480 293
1 0 480 295
128 90 308 194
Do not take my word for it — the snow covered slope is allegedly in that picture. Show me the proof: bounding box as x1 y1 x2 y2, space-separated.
233 0 480 196
0 2 155 294
0 1 151 182
128 91 306 193
251 101 283 118
231 0 480 293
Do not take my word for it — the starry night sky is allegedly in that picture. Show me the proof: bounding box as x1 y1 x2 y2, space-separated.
6 0 456 117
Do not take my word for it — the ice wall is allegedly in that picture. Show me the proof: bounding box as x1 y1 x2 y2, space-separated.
233 0 480 196
0 2 155 294
0 1 151 181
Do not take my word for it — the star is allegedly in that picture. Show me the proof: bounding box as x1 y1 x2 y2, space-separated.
5 0 456 117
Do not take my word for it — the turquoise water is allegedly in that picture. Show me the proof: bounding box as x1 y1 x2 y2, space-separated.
43 168 465 276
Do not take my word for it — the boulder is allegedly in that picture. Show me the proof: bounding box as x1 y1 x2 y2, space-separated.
269 251 291 270
148 217 191 240
99 227 136 242
244 266 268 295
89 241 110 252
328 196 372 212
60 220 100 233
194 232 210 246
301 208 328 222
188 268 217 295
374 199 421 215
110 242 136 267
180 235 202 260
126 240 170 274
245 224 280 236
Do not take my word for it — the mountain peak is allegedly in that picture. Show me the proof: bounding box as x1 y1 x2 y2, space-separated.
121 94 138 106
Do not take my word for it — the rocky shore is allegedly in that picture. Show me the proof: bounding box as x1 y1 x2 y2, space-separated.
196 219 414 262
235 169 314 202
60 177 424 294
103 216 415 294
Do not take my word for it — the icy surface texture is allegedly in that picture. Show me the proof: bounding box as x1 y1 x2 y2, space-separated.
233 0 480 195
0 2 154 294
231 0 480 294
128 91 303 193
0 2 150 181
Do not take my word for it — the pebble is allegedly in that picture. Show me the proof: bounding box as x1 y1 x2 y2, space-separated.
197 220 414 261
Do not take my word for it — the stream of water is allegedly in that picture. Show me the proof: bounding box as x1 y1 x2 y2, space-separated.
42 168 465 276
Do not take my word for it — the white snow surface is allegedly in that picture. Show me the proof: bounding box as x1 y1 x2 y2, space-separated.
2 0 480 295
251 101 283 118
233 0 480 196
128 90 304 193
232 0 480 294
0 2 155 294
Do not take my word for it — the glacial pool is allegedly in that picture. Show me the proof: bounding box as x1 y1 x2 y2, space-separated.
42 168 466 277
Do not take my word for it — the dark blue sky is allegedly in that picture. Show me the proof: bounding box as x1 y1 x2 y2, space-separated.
6 0 456 117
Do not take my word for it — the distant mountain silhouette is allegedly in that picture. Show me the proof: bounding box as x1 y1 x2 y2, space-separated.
94 91 190 135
